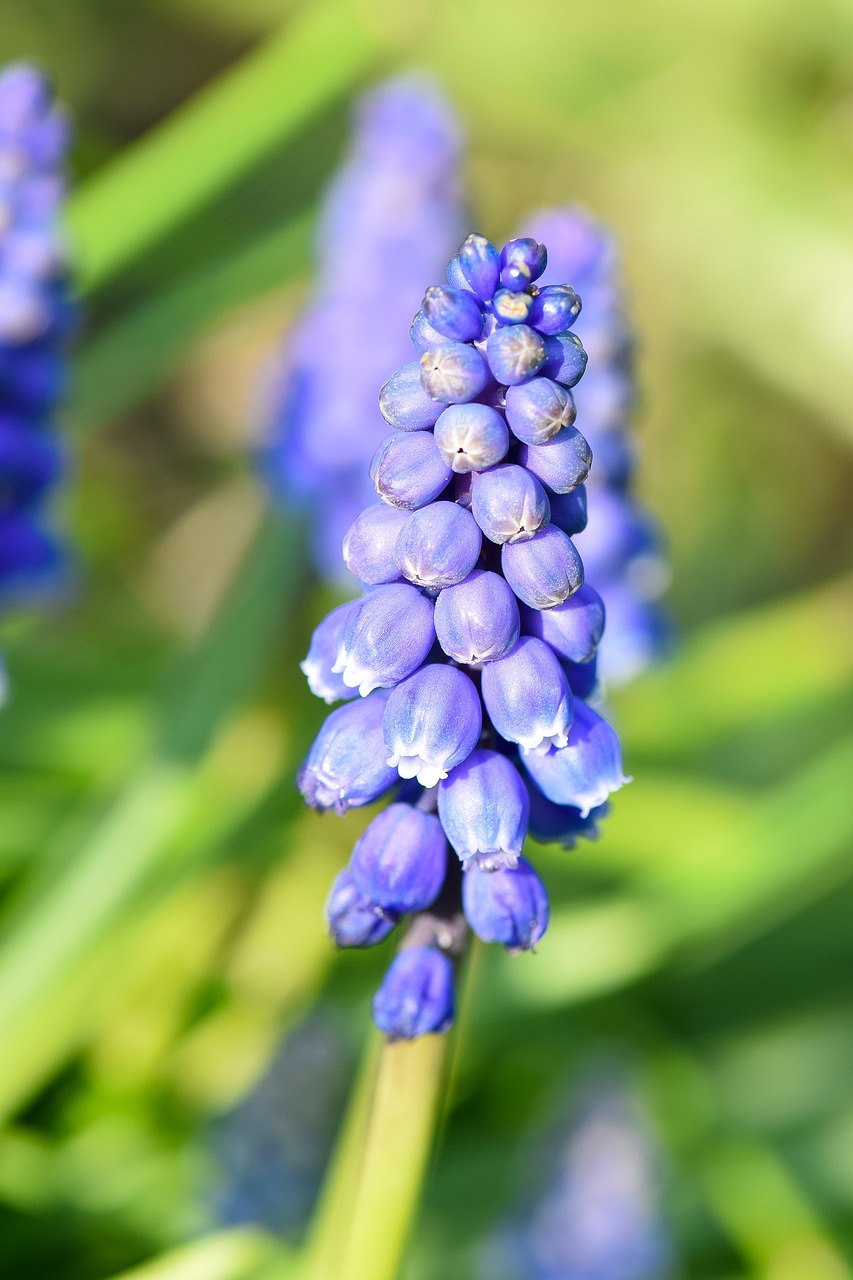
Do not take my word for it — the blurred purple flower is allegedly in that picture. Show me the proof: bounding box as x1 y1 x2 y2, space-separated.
260 75 465 575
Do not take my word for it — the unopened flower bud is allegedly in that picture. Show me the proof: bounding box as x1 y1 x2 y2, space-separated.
548 485 588 535
394 500 482 589
500 237 547 291
342 503 407 584
542 331 588 387
505 377 576 444
379 360 444 430
301 602 359 703
371 431 453 509
502 525 584 609
527 283 581 335
486 324 547 386
520 583 605 664
433 403 509 473
517 426 592 494
471 463 550 544
372 945 455 1040
326 867 398 948
453 232 500 301
350 803 448 914
434 568 520 664
420 342 490 403
462 856 549 951
423 284 483 342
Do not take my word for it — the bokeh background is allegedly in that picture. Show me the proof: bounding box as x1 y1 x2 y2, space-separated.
1 0 852 1277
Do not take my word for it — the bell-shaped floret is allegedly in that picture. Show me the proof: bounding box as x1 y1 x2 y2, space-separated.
383 662 482 787
298 693 396 815
371 431 453 509
481 635 574 753
300 602 360 703
521 699 629 817
333 583 435 695
438 749 529 870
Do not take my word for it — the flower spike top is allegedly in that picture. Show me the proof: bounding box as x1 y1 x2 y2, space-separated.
297 231 630 1039
0 62 74 696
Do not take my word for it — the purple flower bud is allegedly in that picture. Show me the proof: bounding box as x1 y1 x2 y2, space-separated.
350 803 448 914
481 635 574 753
434 569 520 664
342 503 407 584
504 377 576 444
410 308 452 353
300 602 360 704
521 700 629 817
520 583 605 664
422 285 484 342
517 426 592 494
371 431 453 509
333 583 435 695
471 464 550 545
453 232 500 301
526 779 606 847
500 238 548 291
542 331 588 387
420 342 489 403
433 403 509 474
528 283 582 335
438 749 529 870
549 485 588 535
372 945 455 1040
486 324 547 386
502 525 584 609
326 868 398 948
394 500 482 589
462 856 549 951
379 360 443 430
383 663 482 787
298 694 397 815
493 288 533 324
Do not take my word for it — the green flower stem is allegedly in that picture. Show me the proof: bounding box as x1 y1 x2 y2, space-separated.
68 0 379 293
336 1031 451 1280
295 1033 384 1280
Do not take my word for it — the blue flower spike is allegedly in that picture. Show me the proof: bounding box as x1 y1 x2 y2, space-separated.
0 63 73 685
298 228 633 1038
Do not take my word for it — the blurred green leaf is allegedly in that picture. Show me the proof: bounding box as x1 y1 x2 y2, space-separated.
68 0 378 292
69 214 311 433
105 1230 281 1280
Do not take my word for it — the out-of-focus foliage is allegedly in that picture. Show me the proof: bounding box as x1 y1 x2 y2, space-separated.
0 1 850 1278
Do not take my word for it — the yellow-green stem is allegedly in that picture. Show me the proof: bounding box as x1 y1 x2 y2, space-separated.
337 1032 450 1280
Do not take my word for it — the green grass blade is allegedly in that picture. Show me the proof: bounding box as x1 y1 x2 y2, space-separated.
68 0 378 292
68 214 312 433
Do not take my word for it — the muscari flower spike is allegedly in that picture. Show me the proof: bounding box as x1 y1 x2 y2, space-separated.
0 62 73 697
297 230 632 1040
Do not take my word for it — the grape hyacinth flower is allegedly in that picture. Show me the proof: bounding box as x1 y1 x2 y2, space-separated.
478 1082 675 1280
0 63 73 696
298 232 630 1039
260 76 464 575
525 208 669 684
